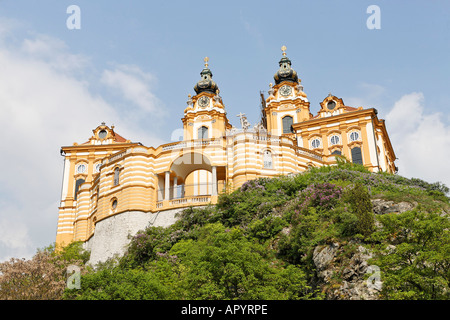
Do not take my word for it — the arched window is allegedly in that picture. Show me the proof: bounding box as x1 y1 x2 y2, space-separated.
351 147 363 164
263 150 273 169
311 138 321 149
198 126 208 140
282 116 294 134
331 150 342 155
74 179 85 201
113 167 120 186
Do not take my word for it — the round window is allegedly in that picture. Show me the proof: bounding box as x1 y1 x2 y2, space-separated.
77 164 86 174
327 101 336 110
98 130 107 139
311 139 321 149
111 199 118 210
350 132 360 142
330 135 340 145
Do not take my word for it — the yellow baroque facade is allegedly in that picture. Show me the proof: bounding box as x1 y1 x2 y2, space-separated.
55 48 397 249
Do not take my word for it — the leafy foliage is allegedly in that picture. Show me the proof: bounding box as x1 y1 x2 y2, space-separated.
370 210 450 299
0 241 89 300
3 163 449 300
64 164 450 300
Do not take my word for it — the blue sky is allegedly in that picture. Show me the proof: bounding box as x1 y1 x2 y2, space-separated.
0 1 449 261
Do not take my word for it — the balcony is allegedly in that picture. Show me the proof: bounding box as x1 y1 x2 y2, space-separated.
155 182 223 211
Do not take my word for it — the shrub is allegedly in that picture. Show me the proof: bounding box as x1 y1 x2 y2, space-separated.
247 216 287 242
342 183 375 237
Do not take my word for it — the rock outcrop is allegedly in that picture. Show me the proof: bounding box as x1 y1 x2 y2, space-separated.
371 199 416 215
313 242 381 300
312 198 415 300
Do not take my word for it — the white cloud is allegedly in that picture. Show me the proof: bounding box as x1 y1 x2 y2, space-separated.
101 64 165 116
386 92 450 190
0 29 166 261
21 34 90 73
0 209 33 262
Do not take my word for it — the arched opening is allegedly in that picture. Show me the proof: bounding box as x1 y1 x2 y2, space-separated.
184 169 212 197
157 152 225 202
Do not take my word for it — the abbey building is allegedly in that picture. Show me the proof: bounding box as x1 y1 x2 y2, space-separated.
55 47 397 251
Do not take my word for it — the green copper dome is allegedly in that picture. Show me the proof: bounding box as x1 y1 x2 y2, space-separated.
274 46 298 85
194 57 219 95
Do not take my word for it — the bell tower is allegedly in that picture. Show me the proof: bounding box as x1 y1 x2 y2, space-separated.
264 46 312 136
182 57 231 141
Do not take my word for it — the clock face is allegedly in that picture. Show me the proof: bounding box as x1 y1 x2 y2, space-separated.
280 85 292 97
198 96 210 108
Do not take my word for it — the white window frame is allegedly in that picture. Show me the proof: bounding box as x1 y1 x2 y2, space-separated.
330 135 340 146
349 131 360 142
311 138 321 149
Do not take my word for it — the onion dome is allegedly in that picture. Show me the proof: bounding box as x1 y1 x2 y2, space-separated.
194 57 219 95
273 46 298 85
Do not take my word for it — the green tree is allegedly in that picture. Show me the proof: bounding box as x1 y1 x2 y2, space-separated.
343 183 375 237
63 265 176 300
169 223 315 299
371 209 450 299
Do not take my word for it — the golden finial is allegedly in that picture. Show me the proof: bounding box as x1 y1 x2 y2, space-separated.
204 57 209 68
281 45 287 56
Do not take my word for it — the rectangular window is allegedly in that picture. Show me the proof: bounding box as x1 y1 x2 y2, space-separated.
74 179 85 200
351 147 363 164
282 116 294 134
113 168 120 186
198 126 208 140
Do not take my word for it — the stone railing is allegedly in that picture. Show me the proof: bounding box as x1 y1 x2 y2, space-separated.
161 138 222 152
296 147 323 161
155 195 212 210
107 148 131 163
251 134 281 143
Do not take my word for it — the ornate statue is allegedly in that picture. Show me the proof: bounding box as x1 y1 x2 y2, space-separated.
237 112 251 130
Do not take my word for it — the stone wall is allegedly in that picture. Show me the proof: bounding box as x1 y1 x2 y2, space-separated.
84 208 189 266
